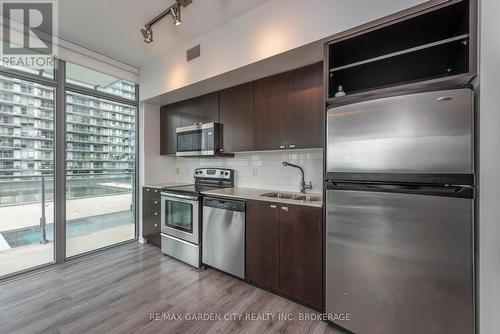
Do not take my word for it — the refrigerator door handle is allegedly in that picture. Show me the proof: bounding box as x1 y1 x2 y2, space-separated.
326 180 474 199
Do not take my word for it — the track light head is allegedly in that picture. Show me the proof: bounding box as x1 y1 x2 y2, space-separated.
141 26 153 43
170 4 181 26
141 1 188 43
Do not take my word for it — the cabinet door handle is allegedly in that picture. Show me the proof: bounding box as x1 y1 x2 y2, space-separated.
153 189 159 193
153 201 159 204
279 145 286 149
289 144 296 149
281 206 288 212
270 205 277 209
146 189 151 192
153 212 159 216
153 224 159 227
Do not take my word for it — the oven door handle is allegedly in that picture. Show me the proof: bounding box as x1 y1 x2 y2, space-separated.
161 192 199 201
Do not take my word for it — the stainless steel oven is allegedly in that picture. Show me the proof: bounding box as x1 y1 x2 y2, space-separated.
160 192 199 245
176 122 222 157
159 168 235 268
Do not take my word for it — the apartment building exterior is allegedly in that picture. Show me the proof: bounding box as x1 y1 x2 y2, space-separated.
0 75 136 177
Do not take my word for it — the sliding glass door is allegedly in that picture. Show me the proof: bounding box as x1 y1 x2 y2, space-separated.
64 64 137 257
0 74 55 276
0 60 138 278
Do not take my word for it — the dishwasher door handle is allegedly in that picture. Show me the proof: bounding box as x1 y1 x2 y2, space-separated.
203 197 246 212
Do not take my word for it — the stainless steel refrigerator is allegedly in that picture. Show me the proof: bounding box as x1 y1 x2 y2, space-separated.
325 88 475 334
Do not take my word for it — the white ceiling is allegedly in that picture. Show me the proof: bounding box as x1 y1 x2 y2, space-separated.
57 0 271 68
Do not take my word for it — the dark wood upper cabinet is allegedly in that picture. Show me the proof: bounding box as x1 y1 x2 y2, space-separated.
219 83 254 153
193 92 219 124
161 62 324 154
253 72 289 151
279 204 323 310
253 63 324 151
326 0 476 103
246 200 280 292
179 92 219 127
288 62 324 149
160 104 181 155
161 92 218 154
178 99 196 127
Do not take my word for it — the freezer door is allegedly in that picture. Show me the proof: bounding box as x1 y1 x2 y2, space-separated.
325 189 474 334
326 89 474 174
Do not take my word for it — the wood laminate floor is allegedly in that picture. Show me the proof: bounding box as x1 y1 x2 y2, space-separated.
0 242 344 334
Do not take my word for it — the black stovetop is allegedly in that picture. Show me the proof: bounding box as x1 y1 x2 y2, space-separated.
162 168 235 196
161 184 224 195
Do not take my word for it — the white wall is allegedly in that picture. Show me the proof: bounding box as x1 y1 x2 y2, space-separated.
141 103 177 185
478 0 500 332
139 103 176 241
140 0 424 101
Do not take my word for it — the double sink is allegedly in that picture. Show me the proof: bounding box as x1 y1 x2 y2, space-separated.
261 192 321 202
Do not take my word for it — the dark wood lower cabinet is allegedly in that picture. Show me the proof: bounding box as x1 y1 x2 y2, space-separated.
279 204 323 310
245 200 323 310
142 187 161 247
246 200 280 291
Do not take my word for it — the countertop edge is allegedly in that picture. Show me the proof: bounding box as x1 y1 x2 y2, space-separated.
143 182 191 189
201 188 323 208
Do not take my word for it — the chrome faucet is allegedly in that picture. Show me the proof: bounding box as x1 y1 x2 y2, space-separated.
282 161 312 194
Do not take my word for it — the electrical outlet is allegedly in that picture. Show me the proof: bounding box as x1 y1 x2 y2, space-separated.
175 167 180 175
253 168 258 178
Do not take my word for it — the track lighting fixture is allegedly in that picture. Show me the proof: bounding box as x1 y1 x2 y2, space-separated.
170 4 182 26
140 0 192 44
141 26 153 44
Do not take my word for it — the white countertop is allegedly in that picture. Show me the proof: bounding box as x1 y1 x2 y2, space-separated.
201 187 323 208
143 182 191 189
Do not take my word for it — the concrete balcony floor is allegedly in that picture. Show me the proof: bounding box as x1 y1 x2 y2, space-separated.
0 194 135 277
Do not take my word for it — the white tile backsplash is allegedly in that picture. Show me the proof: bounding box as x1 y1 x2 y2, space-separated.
168 149 323 193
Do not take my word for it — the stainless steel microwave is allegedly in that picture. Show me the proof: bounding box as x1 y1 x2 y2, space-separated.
176 122 223 157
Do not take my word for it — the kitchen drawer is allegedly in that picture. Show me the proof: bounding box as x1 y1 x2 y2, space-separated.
143 187 162 247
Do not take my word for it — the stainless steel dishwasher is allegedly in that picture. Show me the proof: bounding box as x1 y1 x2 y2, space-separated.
202 197 245 279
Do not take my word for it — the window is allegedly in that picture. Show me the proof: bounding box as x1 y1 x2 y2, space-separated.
66 63 136 100
64 88 136 257
0 59 138 279
0 40 54 79
0 74 55 277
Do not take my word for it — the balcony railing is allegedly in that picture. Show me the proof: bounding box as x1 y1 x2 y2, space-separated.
0 172 134 245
